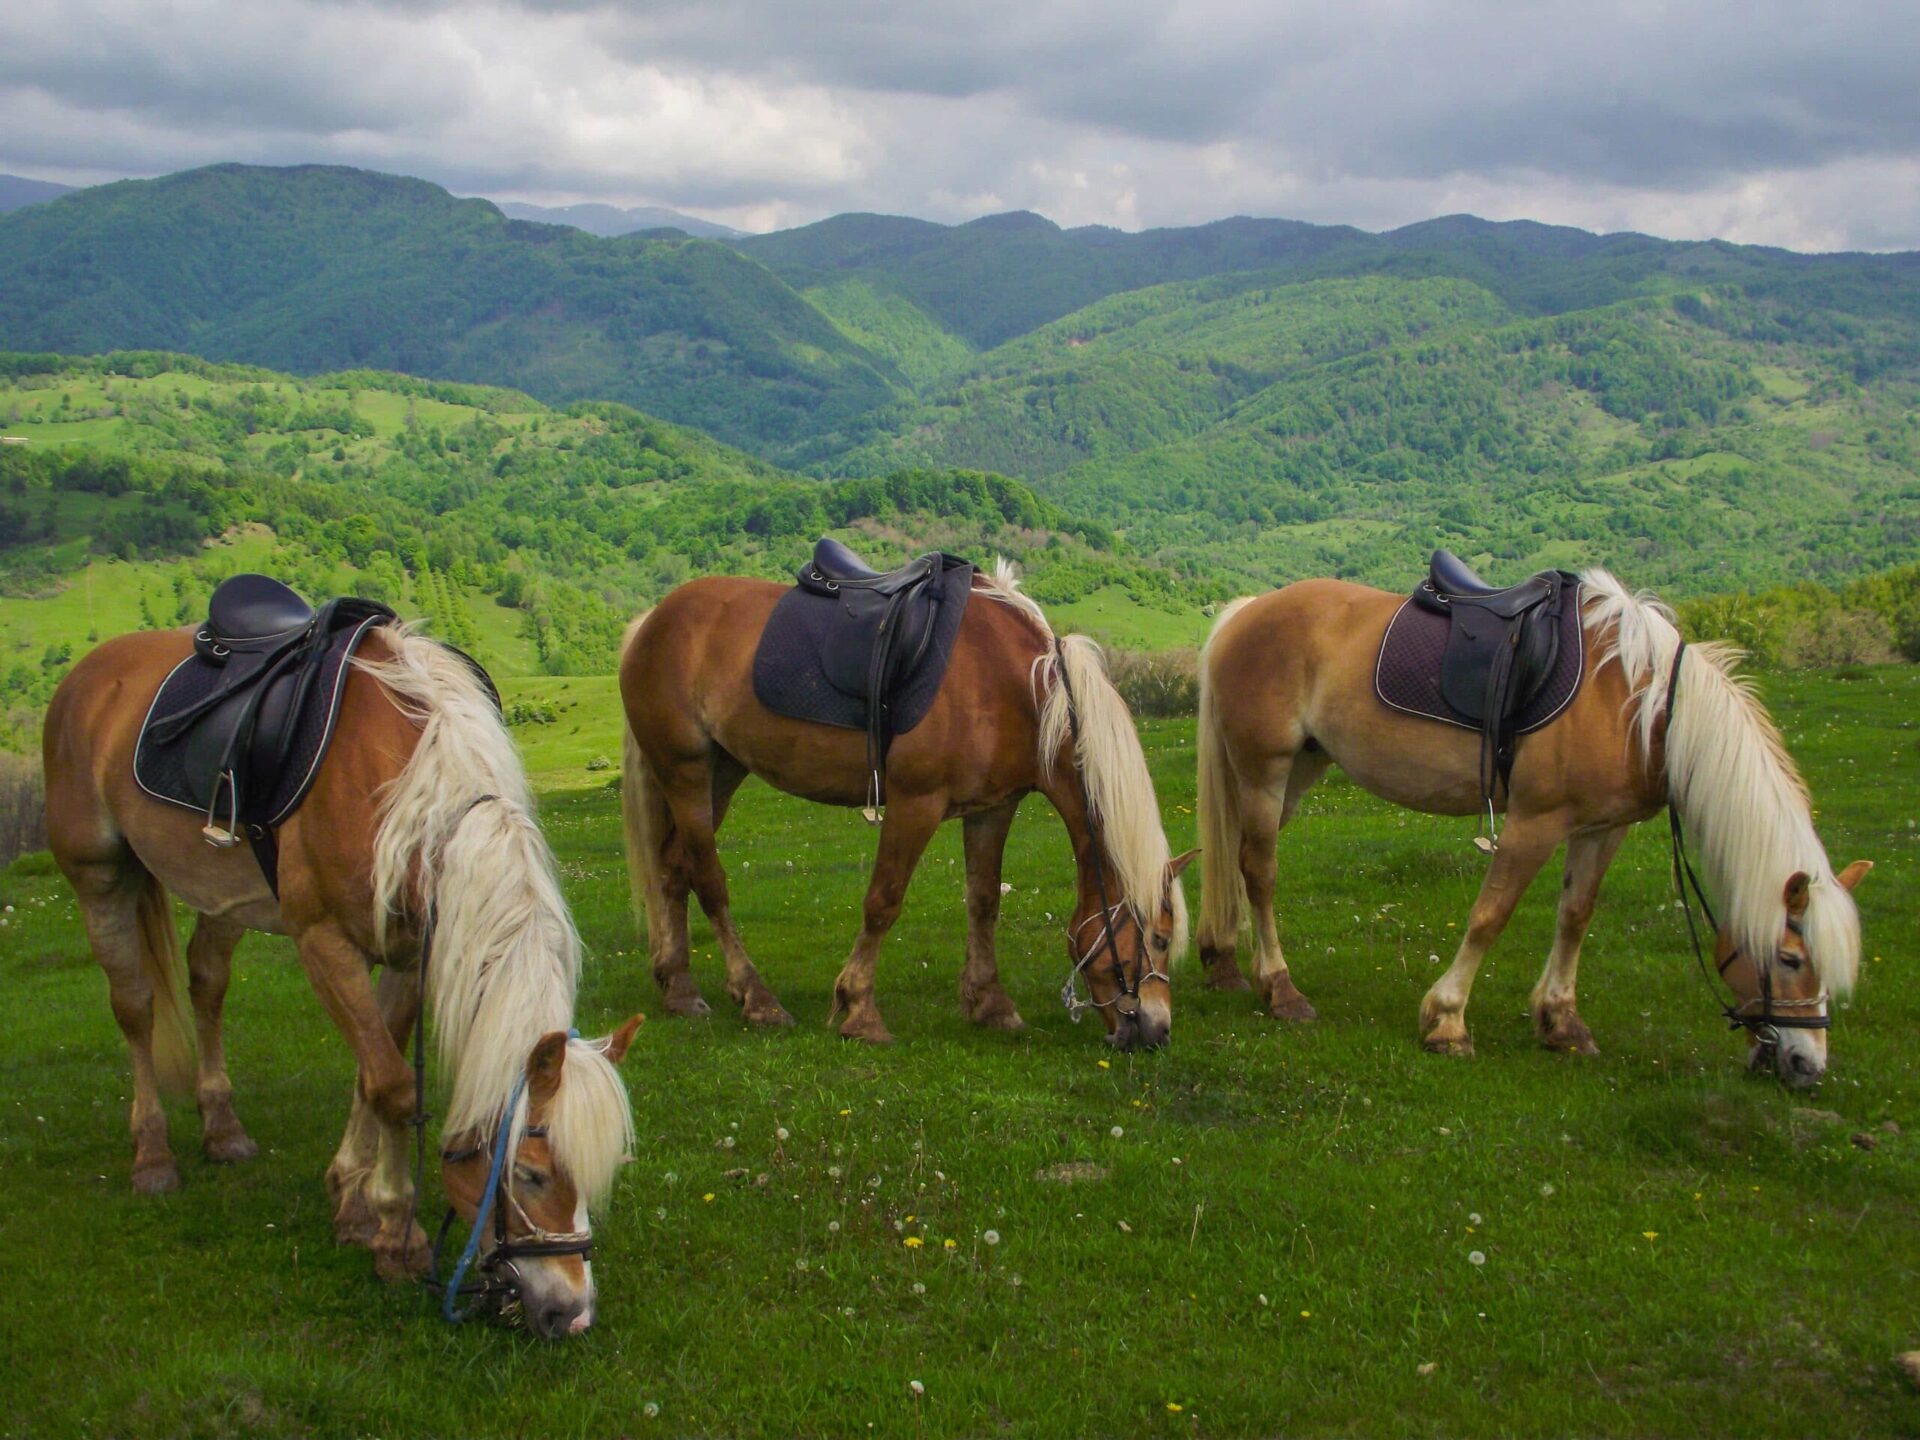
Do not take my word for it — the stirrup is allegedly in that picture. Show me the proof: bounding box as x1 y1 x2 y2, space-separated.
861 771 884 826
1472 798 1499 855
201 772 242 848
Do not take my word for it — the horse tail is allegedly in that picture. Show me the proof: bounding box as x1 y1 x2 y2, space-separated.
618 613 669 950
133 872 197 1096
1196 598 1257 954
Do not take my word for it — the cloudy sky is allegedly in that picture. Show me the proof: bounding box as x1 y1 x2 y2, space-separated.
3 0 1918 249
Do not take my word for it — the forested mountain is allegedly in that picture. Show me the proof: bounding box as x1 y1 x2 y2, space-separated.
0 166 897 452
0 175 71 213
494 200 745 240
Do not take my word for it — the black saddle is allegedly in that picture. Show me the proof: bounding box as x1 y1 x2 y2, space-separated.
752 540 975 817
134 575 397 894
1379 551 1583 845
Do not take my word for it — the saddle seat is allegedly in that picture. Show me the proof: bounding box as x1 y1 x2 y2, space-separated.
809 537 939 597
205 573 316 648
1422 549 1556 619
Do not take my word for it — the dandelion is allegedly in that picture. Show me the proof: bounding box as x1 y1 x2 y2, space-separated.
776 1126 790 1142
904 1236 924 1249
1010 1274 1023 1288
1166 1403 1183 1413
912 1281 926 1295
703 1193 715 1203
1642 1231 1659 1241
643 1402 660 1419
1300 1310 1311 1319
1417 1362 1437 1377
909 1380 925 1397
1097 1059 1110 1070
984 1229 1000 1246
1468 1212 1482 1225
1110 1125 1124 1139
999 882 1013 894
1468 1250 1486 1266
828 1166 842 1179
943 1238 957 1250
1693 1192 1703 1201
828 1221 841 1234
795 1258 809 1272
721 1136 736 1149
655 1206 668 1221
839 1108 851 1116
1539 1183 1555 1197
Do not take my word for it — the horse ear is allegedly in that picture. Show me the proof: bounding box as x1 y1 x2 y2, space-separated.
1167 848 1199 881
1836 860 1873 893
1783 871 1812 918
526 1029 569 1107
603 1013 645 1065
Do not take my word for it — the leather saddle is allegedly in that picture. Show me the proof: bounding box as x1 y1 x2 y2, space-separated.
1412 550 1578 846
796 539 962 818
136 575 396 893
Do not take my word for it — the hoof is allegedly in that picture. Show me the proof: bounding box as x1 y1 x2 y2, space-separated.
743 999 796 1028
837 1013 896 1046
372 1224 431 1281
333 1190 380 1247
663 992 714 1019
964 987 1027 1032
1201 949 1252 992
1423 1033 1475 1058
1263 972 1318 1021
972 1005 1027 1033
203 1130 260 1164
132 1160 182 1196
1538 1015 1600 1056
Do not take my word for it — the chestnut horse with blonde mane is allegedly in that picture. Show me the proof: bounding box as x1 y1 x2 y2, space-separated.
43 622 640 1336
1196 569 1872 1087
619 560 1193 1050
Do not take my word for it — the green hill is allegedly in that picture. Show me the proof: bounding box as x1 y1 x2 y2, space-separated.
0 165 900 454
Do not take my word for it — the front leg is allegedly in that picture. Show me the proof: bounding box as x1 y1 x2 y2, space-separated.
832 794 946 1044
1531 825 1627 1055
959 801 1025 1032
1420 816 1562 1055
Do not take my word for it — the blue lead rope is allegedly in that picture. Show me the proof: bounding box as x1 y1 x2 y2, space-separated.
443 1068 529 1323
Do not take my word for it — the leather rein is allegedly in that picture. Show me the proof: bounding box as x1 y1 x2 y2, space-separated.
1051 635 1168 1022
1664 643 1829 1046
407 795 594 1324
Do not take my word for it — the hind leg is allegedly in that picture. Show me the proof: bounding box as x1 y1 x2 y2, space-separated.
72 868 181 1194
668 751 792 1026
959 800 1024 1031
323 966 427 1275
186 913 256 1163
1530 825 1626 1055
1242 749 1330 1020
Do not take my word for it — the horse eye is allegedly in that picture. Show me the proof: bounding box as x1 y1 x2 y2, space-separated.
513 1165 547 1188
1777 952 1804 972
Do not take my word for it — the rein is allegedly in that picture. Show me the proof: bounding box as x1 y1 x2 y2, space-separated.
1663 643 1829 1047
1051 635 1166 1022
405 794 595 1324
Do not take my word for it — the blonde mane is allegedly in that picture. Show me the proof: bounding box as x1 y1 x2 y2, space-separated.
359 626 633 1205
976 560 1189 958
1580 570 1860 995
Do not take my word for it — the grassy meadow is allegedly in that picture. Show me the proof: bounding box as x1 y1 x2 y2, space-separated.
0 667 1915 1437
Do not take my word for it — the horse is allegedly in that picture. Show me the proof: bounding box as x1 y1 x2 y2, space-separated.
42 622 642 1336
1193 568 1872 1087
617 559 1194 1050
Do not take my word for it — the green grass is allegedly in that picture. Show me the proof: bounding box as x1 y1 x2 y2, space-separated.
1 669 1916 1436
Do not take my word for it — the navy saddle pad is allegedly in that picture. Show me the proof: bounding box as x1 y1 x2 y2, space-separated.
1374 581 1586 735
751 555 974 737
134 599 392 829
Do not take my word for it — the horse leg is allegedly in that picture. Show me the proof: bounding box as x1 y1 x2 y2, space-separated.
72 865 183 1194
959 800 1024 1032
1531 825 1627 1055
1419 815 1561 1056
832 795 945 1045
676 754 791 1027
1243 751 1327 1020
325 966 425 1271
185 913 256 1163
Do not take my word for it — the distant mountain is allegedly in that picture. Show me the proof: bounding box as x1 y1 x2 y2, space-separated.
0 174 73 213
495 199 744 240
0 164 894 452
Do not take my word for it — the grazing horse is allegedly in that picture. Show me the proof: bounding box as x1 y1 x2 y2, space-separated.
43 623 640 1336
1195 569 1871 1086
618 560 1193 1049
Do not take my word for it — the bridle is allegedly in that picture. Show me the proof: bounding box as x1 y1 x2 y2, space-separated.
1050 635 1168 1022
1664 643 1830 1048
406 795 595 1324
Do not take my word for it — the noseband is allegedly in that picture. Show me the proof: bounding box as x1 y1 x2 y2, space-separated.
1665 644 1830 1048
1049 635 1166 1022
406 795 594 1324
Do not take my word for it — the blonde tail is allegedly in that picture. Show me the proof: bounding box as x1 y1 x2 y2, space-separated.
618 615 669 956
1195 599 1256 954
133 874 197 1096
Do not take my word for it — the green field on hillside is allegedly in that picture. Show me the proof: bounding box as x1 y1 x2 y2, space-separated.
2 667 1914 1437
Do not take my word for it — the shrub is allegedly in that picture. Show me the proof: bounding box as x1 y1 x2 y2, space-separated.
0 752 47 868
1105 647 1200 717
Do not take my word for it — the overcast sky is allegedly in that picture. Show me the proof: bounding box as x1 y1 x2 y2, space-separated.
4 0 1918 249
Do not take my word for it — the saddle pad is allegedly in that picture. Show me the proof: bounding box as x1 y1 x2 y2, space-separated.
134 613 388 825
751 563 974 735
1374 584 1586 736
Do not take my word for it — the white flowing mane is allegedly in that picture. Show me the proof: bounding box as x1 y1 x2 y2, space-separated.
976 560 1189 959
359 626 633 1205
1580 570 1861 995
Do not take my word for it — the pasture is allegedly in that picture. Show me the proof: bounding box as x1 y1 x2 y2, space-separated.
2 666 1915 1437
